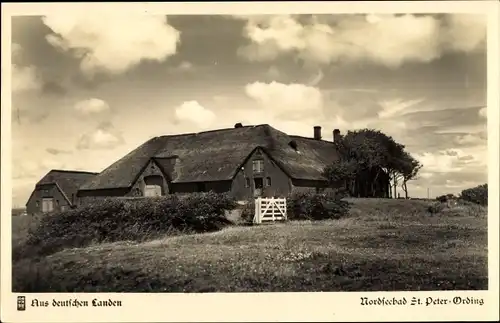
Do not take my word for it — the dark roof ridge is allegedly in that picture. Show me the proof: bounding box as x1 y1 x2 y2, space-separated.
153 155 179 159
48 169 99 175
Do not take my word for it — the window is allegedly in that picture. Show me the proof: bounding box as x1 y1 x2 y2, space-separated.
245 178 250 188
42 198 54 213
35 200 39 207
252 160 264 173
265 177 272 187
61 205 67 212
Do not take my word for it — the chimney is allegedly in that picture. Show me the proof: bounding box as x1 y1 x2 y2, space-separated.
333 129 341 143
313 126 322 140
234 123 243 128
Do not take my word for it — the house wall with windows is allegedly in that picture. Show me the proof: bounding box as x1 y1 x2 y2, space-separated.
26 183 71 215
231 147 291 201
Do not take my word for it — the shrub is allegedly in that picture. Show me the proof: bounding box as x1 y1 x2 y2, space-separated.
240 200 256 224
428 202 446 215
460 184 488 206
436 195 448 203
16 192 237 259
287 191 350 220
436 194 457 203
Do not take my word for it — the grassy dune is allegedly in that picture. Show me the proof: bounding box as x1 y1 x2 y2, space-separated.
12 198 488 292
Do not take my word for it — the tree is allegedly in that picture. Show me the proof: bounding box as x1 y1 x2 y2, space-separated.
324 128 422 199
400 152 422 199
328 129 389 197
323 159 357 189
460 183 488 206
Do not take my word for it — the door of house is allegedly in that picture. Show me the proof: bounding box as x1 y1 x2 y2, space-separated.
41 198 54 213
253 178 263 197
144 185 162 197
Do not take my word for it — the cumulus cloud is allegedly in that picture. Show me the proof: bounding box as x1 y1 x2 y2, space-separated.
245 81 323 119
415 147 486 174
42 14 180 75
12 43 41 92
241 81 413 140
76 121 125 150
74 98 111 115
175 100 216 128
235 14 486 67
454 132 487 146
441 14 487 53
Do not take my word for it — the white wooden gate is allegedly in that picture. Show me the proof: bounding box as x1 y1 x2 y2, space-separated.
254 197 287 224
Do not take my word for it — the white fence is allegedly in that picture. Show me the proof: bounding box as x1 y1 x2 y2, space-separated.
254 197 287 224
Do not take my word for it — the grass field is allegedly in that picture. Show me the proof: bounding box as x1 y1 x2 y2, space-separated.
12 198 488 292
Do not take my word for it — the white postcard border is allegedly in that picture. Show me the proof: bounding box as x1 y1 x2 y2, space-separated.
1 2 499 322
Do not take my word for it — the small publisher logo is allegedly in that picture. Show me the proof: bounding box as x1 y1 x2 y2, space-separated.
17 296 26 311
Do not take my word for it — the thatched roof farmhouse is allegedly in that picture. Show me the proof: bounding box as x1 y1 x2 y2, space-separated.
76 124 346 204
26 124 390 214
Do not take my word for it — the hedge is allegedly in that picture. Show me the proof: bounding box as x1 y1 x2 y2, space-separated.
287 191 351 220
241 191 350 223
15 192 237 259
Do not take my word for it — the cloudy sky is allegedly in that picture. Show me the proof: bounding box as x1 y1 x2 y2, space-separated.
10 12 488 207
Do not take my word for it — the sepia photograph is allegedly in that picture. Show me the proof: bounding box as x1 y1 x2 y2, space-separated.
2 1 499 322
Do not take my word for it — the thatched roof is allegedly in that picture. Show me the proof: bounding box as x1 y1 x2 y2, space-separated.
31 169 98 204
79 124 340 191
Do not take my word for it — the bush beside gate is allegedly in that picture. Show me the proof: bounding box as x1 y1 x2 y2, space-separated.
241 192 351 224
